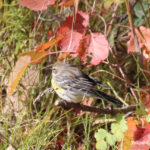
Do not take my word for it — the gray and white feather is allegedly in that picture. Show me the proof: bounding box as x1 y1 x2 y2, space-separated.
51 62 122 106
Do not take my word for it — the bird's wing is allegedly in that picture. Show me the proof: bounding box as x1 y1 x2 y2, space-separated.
55 71 122 106
58 76 94 90
57 76 122 106
86 75 111 89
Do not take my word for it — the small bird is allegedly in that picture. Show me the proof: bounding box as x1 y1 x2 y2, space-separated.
51 62 122 106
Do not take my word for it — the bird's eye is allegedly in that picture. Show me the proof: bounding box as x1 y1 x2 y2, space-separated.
52 68 57 74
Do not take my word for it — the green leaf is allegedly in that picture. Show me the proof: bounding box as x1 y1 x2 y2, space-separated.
133 1 149 26
95 129 108 141
95 129 108 150
114 131 124 141
120 119 128 132
111 123 119 134
106 133 116 146
96 140 107 150
95 114 128 149
111 114 127 141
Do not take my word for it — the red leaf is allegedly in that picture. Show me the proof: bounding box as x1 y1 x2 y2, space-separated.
131 125 150 150
18 0 57 11
127 26 150 61
81 31 110 65
133 126 145 141
127 32 137 54
57 11 109 65
57 11 89 56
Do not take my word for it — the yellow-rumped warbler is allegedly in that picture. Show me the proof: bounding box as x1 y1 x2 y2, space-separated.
51 62 122 106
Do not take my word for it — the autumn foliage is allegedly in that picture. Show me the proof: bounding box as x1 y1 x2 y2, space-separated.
123 114 150 150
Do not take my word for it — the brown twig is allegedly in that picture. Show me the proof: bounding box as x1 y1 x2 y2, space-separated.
106 1 120 36
55 100 139 115
125 0 143 68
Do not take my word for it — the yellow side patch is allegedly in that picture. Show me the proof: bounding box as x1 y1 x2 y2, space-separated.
51 79 65 92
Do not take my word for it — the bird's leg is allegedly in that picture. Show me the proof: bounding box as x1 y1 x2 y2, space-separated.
55 99 68 108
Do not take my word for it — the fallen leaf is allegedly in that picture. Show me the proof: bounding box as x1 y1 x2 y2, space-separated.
8 56 31 95
5 68 39 117
18 0 57 11
22 68 40 89
8 51 48 95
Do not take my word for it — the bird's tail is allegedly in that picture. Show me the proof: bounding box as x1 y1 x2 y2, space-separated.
95 90 123 106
